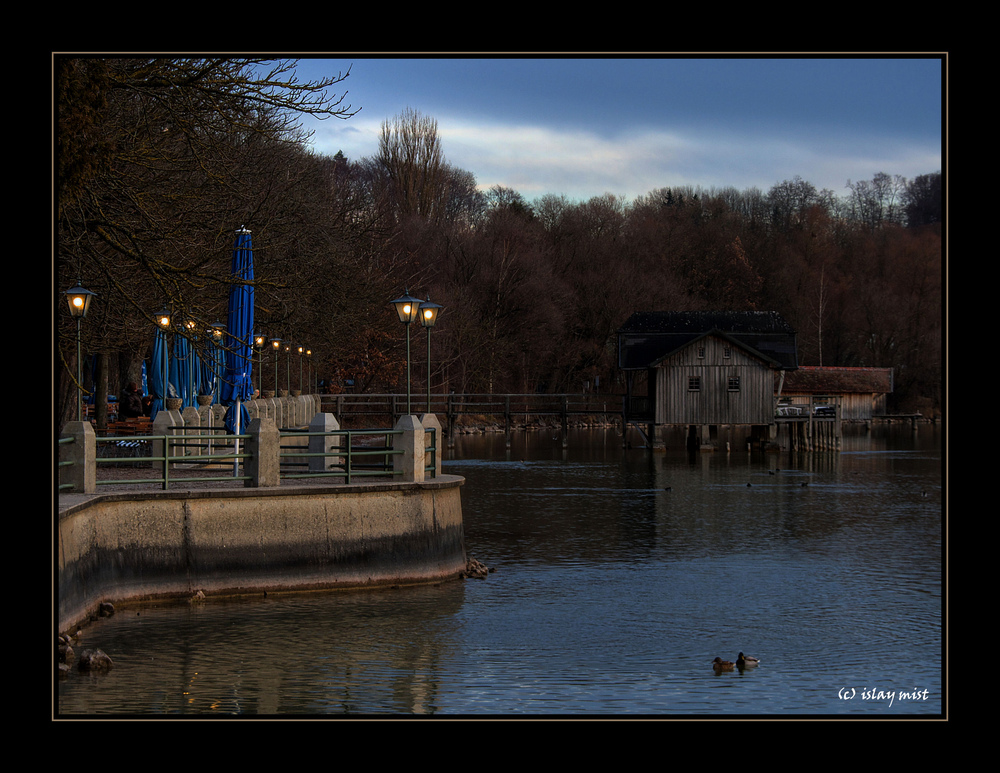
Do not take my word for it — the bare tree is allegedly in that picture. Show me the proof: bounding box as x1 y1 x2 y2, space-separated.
376 108 448 223
56 57 359 426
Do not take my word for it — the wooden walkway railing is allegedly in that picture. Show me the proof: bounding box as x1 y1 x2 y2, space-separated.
319 393 626 447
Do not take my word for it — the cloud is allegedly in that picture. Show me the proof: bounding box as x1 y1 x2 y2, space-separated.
308 114 941 204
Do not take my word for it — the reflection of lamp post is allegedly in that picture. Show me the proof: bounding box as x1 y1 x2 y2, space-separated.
391 290 421 414
419 297 442 414
271 338 282 393
64 280 97 421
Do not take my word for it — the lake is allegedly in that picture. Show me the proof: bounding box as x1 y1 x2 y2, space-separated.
56 423 944 718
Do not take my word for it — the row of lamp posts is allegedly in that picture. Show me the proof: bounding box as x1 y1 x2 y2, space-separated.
63 278 438 425
264 338 314 396
63 279 318 422
391 290 442 415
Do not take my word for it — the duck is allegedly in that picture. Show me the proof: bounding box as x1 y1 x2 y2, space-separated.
736 652 759 668
712 657 735 672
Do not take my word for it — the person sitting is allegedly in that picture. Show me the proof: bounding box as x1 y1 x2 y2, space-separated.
119 382 143 420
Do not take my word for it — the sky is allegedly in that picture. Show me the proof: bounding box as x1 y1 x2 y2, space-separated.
292 55 944 204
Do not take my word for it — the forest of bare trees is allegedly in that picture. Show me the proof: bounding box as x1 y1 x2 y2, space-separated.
56 58 943 429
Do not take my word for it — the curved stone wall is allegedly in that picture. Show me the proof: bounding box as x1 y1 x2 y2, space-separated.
57 476 466 633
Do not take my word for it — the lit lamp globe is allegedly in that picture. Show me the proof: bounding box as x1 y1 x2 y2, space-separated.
65 282 97 319
419 298 442 329
391 291 422 325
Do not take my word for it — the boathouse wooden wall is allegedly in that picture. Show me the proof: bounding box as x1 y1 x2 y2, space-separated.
654 335 774 426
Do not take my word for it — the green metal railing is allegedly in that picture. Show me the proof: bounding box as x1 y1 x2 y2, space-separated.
58 436 76 492
94 428 250 489
70 425 437 492
278 427 438 484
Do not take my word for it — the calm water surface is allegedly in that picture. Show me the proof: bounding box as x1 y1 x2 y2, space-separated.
57 424 944 718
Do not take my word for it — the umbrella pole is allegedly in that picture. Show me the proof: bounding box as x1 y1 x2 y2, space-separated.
233 399 241 477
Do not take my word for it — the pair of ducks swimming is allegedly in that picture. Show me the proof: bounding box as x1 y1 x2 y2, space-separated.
713 653 759 671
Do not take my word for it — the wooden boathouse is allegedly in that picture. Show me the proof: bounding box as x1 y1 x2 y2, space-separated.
617 310 812 450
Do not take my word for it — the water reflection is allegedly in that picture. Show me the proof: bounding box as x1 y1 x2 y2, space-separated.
58 424 943 717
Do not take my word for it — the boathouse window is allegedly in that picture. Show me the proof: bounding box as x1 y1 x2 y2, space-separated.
688 376 701 391
697 346 705 358
723 346 732 359
728 376 741 391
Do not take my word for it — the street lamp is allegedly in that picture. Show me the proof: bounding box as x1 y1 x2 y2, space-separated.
390 290 422 414
64 280 97 421
284 341 292 394
155 309 172 417
183 318 198 409
419 297 442 414
297 345 305 393
209 323 225 404
271 338 282 393
254 333 266 396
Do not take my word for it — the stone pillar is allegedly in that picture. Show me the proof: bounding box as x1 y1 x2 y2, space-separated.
60 421 96 494
152 408 179 477
393 415 425 483
420 413 443 478
181 406 201 456
308 412 341 474
245 417 280 487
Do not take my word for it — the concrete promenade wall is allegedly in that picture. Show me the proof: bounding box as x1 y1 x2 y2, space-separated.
57 476 466 634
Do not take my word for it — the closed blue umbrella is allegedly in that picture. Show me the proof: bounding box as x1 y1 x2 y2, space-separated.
170 335 191 409
220 227 255 438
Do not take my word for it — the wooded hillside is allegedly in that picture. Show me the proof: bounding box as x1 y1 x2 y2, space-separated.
56 58 943 427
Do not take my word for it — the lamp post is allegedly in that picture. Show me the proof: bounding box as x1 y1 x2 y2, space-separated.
156 309 172 417
184 318 198 409
64 280 97 421
419 297 442 414
209 323 225 403
306 349 313 394
271 338 282 394
297 345 305 393
255 334 265 397
390 290 422 414
284 342 292 394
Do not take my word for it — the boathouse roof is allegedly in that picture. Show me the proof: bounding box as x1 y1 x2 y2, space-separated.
617 311 799 370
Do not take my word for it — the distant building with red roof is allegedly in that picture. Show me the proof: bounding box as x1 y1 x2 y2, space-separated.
779 366 893 420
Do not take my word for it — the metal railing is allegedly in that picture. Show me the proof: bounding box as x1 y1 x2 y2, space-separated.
278 427 438 484
322 392 625 421
94 430 250 489
68 424 437 492
775 395 842 418
58 436 76 492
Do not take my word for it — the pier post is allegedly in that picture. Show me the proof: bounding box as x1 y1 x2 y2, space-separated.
60 420 96 494
393 414 425 482
308 412 341 474
245 416 281 487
